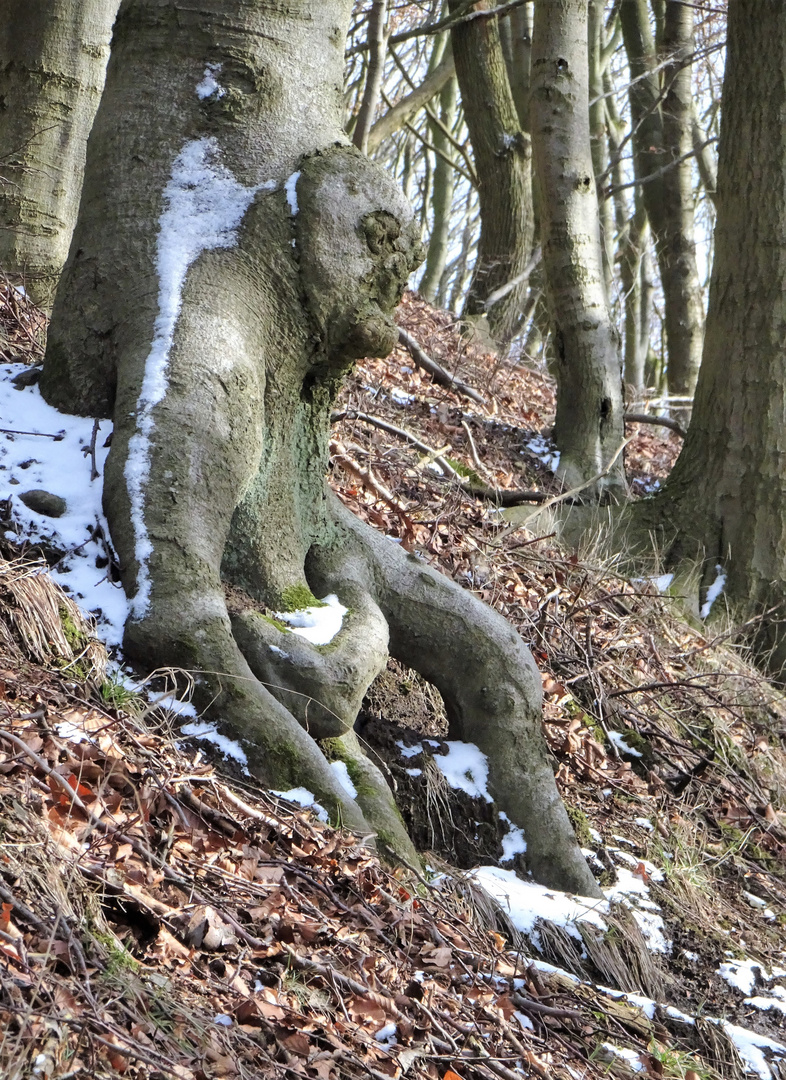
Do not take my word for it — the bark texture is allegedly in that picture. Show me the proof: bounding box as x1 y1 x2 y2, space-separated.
645 1 786 674
0 0 119 307
40 0 599 896
530 0 625 492
450 0 534 346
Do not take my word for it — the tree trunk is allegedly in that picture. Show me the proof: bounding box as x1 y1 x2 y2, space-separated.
352 0 388 156
530 0 625 493
420 61 458 303
39 0 599 897
0 0 119 308
449 0 534 347
619 0 703 400
643 0 786 676
500 1 534 132
658 0 704 399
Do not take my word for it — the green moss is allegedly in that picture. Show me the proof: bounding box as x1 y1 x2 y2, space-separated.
59 606 87 652
445 457 481 485
566 803 593 848
280 584 325 612
260 612 289 633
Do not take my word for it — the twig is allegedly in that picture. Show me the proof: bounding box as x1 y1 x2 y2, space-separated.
88 418 100 480
397 327 486 405
0 728 89 811
330 438 412 519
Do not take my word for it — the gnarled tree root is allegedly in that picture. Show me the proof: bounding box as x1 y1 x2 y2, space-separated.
306 491 602 898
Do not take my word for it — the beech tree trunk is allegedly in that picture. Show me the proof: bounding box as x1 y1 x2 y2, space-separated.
644 1 786 675
449 0 535 347
619 0 703 400
38 0 599 896
0 0 119 307
531 0 625 493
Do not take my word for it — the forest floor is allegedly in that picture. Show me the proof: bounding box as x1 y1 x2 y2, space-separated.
0 282 784 1080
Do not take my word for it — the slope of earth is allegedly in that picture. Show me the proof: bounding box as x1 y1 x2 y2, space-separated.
0 282 784 1080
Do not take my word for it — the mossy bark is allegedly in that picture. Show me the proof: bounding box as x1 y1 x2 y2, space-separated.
39 0 599 896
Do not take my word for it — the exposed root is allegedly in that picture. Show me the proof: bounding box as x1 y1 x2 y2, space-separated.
310 490 602 897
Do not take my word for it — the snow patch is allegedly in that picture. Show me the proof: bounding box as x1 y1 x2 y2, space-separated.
700 564 726 618
499 811 527 862
181 719 248 767
274 593 347 646
127 138 273 619
608 731 642 757
271 787 329 822
330 760 358 799
434 741 492 802
284 170 301 215
196 63 226 100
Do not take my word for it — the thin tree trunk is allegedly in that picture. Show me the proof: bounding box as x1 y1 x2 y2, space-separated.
588 0 613 299
531 0 625 493
449 0 534 347
619 0 703 400
0 0 119 308
420 67 458 302
659 0 704 398
352 0 388 155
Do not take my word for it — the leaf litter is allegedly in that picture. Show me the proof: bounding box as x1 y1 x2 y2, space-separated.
0 286 784 1078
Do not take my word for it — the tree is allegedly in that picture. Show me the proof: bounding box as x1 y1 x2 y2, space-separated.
530 0 625 492
36 0 599 897
619 0 704 401
641 0 786 676
0 0 120 307
449 0 535 347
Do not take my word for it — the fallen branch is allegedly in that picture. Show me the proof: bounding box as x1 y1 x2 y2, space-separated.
624 412 686 438
333 410 551 505
396 327 486 406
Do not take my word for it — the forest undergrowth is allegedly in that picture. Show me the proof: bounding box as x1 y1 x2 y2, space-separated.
0 282 784 1080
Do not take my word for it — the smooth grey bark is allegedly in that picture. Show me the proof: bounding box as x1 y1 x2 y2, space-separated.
39 0 599 896
449 0 535 347
642 1 786 676
0 0 119 308
352 0 388 155
531 0 625 493
619 0 703 400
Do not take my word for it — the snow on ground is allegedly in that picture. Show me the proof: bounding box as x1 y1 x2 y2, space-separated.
180 719 249 769
0 367 128 645
471 866 607 949
607 730 643 757
526 434 561 472
274 593 347 646
270 787 329 822
434 740 492 801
